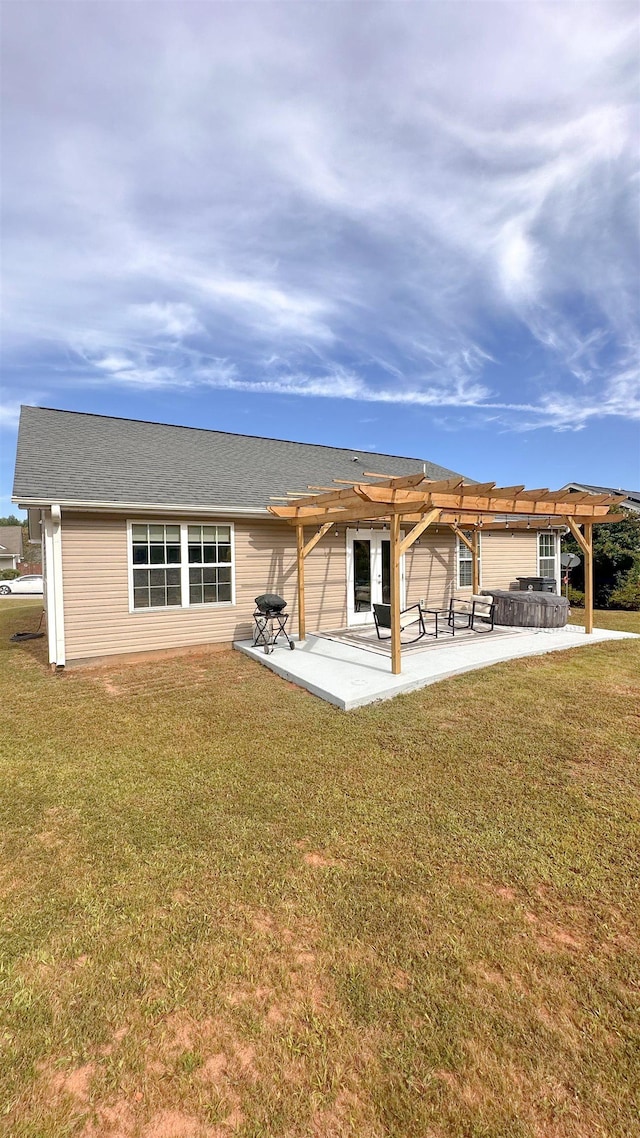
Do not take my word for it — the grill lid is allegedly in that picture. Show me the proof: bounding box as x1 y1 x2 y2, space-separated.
255 593 287 613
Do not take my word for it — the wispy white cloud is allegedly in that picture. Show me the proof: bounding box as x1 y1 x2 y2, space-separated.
1 0 638 434
128 302 203 339
0 401 24 430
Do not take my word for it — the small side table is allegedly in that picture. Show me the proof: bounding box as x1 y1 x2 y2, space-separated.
420 608 456 638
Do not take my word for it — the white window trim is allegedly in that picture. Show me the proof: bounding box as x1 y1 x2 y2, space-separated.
127 520 236 614
537 530 558 585
456 532 481 590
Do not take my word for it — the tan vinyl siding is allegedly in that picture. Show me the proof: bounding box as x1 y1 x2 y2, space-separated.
403 530 457 608
404 528 539 600
59 514 542 661
60 514 351 661
480 531 538 592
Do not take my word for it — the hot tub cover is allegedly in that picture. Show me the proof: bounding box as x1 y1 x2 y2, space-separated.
482 589 570 628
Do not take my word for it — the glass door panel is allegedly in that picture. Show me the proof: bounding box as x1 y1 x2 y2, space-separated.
346 531 406 626
353 539 372 612
381 540 390 604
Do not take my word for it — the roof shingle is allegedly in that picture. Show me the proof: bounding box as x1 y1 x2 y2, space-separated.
13 406 464 511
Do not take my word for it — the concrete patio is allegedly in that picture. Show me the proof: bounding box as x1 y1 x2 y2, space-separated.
234 623 637 710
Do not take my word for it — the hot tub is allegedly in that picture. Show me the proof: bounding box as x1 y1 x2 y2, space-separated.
482 589 570 628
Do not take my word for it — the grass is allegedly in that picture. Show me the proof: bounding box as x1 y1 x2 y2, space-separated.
1 598 638 1138
567 607 640 634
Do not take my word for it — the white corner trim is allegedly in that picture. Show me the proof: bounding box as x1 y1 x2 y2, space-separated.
43 506 66 666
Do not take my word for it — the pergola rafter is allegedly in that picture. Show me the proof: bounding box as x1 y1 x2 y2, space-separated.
267 474 625 674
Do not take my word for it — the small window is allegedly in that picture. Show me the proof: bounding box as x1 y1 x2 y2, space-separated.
538 532 556 579
188 525 233 604
458 543 472 587
457 532 479 588
131 523 182 609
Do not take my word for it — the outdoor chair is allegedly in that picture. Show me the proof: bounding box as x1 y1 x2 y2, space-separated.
448 596 474 630
471 595 496 632
373 602 427 643
448 594 496 632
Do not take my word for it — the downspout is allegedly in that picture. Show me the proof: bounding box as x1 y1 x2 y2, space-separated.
43 504 66 668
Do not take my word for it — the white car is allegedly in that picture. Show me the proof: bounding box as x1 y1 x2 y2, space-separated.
0 575 44 596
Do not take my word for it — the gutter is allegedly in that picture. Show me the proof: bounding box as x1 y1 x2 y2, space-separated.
13 498 271 519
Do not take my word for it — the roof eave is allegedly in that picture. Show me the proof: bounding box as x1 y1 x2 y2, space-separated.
13 497 271 519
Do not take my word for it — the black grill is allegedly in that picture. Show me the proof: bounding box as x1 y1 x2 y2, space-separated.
252 594 295 653
254 593 287 615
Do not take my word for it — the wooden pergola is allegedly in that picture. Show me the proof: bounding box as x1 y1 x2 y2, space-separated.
268 473 625 675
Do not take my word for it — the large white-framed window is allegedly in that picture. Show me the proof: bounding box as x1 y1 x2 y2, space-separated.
127 521 235 612
130 523 182 609
538 531 557 582
457 532 481 589
187 524 233 606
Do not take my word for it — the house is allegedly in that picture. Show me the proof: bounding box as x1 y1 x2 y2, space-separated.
0 525 23 573
561 482 640 515
12 406 618 671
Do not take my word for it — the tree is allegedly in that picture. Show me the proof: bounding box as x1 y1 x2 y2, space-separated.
562 510 640 609
0 514 23 527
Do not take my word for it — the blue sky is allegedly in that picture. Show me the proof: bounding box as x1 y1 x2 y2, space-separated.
2 0 639 515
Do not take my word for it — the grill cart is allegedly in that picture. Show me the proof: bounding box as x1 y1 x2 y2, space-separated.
252 594 296 654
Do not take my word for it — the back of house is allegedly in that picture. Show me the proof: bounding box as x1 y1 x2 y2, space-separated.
12 406 559 667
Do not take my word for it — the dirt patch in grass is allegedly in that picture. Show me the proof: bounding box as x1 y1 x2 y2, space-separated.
2 599 639 1138
303 851 340 868
82 1099 137 1138
45 1060 95 1104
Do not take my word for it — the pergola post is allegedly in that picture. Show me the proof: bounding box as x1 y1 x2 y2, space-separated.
296 521 333 643
472 528 480 595
390 513 402 675
296 524 306 642
564 516 595 635
584 522 594 634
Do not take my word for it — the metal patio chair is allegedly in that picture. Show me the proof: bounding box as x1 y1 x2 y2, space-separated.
373 602 427 643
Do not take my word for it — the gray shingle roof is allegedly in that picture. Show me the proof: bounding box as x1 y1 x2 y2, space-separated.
562 483 640 512
569 482 640 501
13 406 464 511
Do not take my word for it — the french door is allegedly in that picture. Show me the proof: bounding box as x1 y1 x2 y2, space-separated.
346 529 405 626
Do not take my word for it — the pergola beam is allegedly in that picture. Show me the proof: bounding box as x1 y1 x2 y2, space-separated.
271 491 621 524
362 471 431 486
450 524 474 553
399 508 442 557
272 500 619 528
449 524 479 591
302 521 333 558
563 516 590 555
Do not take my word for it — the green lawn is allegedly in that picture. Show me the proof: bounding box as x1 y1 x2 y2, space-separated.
1 599 639 1138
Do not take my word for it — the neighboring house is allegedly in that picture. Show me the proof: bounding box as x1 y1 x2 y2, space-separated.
13 406 564 668
561 482 640 515
0 525 23 572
